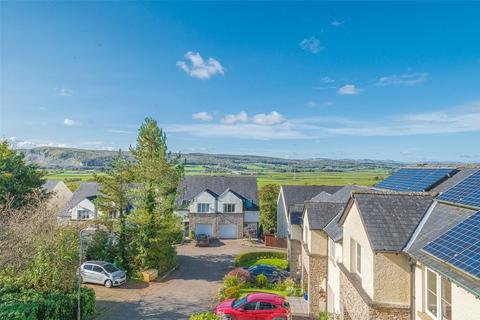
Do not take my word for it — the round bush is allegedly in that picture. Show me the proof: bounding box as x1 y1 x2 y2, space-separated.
226 268 251 283
255 274 268 288
224 286 241 299
223 275 240 288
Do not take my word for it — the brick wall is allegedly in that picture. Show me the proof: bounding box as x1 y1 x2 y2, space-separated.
301 243 328 316
288 238 302 279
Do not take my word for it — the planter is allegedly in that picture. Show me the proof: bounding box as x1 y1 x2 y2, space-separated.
141 269 158 282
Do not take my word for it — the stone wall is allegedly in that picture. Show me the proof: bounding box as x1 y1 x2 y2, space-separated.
339 265 410 320
189 212 243 238
288 238 302 279
301 243 328 316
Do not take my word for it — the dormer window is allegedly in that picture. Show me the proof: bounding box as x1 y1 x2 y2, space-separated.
197 203 210 213
223 203 235 213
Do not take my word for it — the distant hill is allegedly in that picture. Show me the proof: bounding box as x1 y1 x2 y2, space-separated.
19 147 401 173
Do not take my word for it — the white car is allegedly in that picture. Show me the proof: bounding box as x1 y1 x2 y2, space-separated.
80 261 126 288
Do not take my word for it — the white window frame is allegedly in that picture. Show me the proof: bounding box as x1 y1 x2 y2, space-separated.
223 203 236 213
425 267 452 320
197 203 210 213
356 242 362 275
77 209 89 219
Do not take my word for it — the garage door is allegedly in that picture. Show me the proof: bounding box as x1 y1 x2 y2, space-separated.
195 224 213 236
219 224 237 239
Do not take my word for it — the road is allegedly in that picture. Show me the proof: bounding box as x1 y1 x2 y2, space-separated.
93 239 281 319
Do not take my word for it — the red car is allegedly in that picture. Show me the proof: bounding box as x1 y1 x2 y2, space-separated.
214 293 291 320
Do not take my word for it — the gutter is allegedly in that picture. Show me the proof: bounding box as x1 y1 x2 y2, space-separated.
409 257 415 320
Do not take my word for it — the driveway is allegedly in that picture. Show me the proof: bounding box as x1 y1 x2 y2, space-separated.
93 239 283 320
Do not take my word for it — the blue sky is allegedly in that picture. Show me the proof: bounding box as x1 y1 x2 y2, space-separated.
1 1 480 162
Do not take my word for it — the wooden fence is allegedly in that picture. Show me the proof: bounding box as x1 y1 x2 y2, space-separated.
264 234 287 248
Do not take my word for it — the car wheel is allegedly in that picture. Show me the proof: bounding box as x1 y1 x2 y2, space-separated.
104 279 113 288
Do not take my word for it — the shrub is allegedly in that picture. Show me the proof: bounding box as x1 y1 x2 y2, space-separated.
86 229 117 263
224 286 241 299
255 274 268 288
223 275 240 288
226 268 251 283
274 280 287 291
189 312 218 320
0 287 96 320
189 230 195 239
235 251 287 267
319 311 340 320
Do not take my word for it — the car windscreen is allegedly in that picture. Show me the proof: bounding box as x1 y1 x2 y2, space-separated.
197 235 207 240
103 263 119 273
232 297 247 309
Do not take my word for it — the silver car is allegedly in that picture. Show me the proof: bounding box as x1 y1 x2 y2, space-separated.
80 261 126 288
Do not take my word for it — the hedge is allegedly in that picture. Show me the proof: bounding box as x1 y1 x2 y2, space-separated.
234 251 287 267
0 287 96 320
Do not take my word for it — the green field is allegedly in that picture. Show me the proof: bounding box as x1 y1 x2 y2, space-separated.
46 169 388 191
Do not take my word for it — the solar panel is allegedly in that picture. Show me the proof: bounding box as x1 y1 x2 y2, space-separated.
422 211 480 279
375 168 457 192
437 170 480 208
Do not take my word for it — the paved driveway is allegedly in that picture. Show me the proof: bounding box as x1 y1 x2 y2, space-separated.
93 240 282 320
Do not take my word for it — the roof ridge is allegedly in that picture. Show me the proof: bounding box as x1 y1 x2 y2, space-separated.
352 190 433 197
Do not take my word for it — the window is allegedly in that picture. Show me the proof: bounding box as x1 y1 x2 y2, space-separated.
84 264 93 271
223 203 235 213
77 209 89 219
259 302 276 310
232 297 247 309
350 239 357 272
356 242 362 275
243 302 258 311
441 278 452 320
329 238 336 259
425 268 452 320
92 265 104 273
197 203 210 213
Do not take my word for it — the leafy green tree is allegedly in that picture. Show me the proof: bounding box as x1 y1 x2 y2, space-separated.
259 184 280 234
94 150 132 269
129 118 184 271
0 141 45 208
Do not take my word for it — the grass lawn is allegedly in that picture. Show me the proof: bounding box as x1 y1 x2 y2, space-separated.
240 288 288 297
242 258 288 270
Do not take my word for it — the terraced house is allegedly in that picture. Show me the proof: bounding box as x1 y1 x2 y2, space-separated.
176 176 259 239
321 167 480 320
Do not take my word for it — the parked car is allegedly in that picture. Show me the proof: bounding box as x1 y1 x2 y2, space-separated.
80 261 126 288
214 293 291 320
247 264 289 282
195 233 210 247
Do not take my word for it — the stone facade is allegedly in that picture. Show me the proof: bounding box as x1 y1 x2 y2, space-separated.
301 243 328 316
339 264 410 320
189 212 243 239
288 238 302 279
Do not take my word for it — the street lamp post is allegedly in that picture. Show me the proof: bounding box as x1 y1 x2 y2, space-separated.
77 228 90 320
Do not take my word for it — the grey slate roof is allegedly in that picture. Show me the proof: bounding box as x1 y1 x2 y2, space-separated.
323 211 344 242
430 168 480 194
60 182 100 217
327 185 372 203
43 180 61 192
406 202 480 297
351 192 434 252
177 176 258 210
289 204 305 226
282 185 343 209
310 191 333 202
305 202 345 230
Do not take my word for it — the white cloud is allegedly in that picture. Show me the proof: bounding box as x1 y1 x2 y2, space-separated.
176 51 225 80
192 112 213 121
5 137 67 149
306 101 317 108
321 76 335 83
221 111 248 124
323 101 335 107
63 118 81 126
331 20 345 27
252 111 286 125
337 84 360 95
55 87 74 97
299 37 323 54
376 72 428 87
